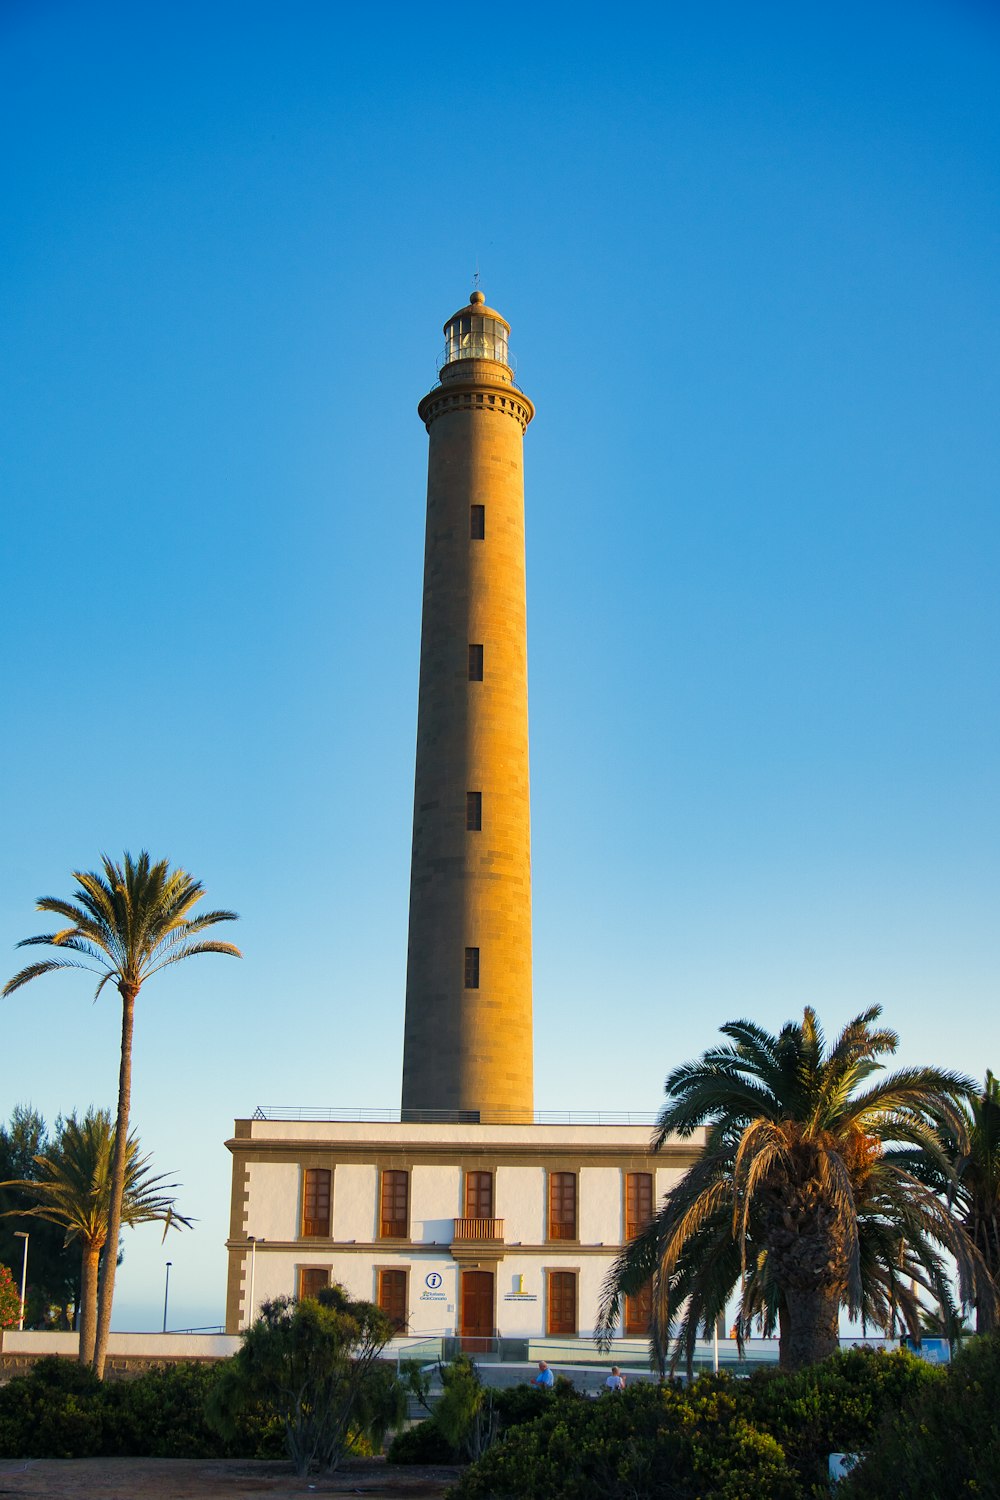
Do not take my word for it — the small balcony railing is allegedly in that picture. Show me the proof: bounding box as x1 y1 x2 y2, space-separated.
453 1217 504 1242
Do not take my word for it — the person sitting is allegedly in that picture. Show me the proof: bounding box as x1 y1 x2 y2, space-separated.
531 1360 555 1389
604 1364 625 1393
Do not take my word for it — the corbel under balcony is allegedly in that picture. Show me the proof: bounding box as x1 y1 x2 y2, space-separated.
450 1217 505 1263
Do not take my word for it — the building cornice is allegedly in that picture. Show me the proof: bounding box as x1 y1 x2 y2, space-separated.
226 1139 700 1171
417 382 534 434
225 1238 631 1257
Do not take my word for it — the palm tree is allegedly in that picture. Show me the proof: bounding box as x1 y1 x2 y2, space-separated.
2 1108 192 1364
908 1071 1000 1334
2 852 240 1376
598 1007 995 1372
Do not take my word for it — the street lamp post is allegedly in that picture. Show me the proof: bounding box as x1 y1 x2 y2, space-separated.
13 1232 29 1331
162 1261 172 1334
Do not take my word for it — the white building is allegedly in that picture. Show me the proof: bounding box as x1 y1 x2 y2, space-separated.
225 1114 703 1345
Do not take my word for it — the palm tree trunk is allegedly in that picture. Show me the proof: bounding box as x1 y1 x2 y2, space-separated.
780 1284 840 1370
92 985 136 1379
78 1240 101 1366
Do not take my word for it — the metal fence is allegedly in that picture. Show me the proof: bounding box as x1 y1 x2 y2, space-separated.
251 1105 659 1125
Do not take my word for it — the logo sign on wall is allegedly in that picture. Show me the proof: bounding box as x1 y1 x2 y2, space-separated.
425 1272 443 1290
421 1270 446 1302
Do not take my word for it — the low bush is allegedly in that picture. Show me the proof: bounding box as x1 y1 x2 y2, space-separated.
386 1417 460 1464
453 1350 941 1500
453 1378 799 1500
841 1333 1000 1498
388 1362 579 1466
0 1358 282 1460
101 1363 233 1458
0 1359 104 1459
742 1346 943 1493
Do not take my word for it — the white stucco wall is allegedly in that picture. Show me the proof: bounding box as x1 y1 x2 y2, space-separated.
245 1160 300 1240
498 1164 545 1244
411 1164 461 1243
3 1331 241 1358
655 1165 685 1204
579 1166 621 1245
332 1163 377 1242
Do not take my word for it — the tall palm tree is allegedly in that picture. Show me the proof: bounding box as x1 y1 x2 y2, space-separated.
2 852 240 1376
907 1071 1000 1334
598 1007 995 1372
2 1108 192 1365
952 1072 1000 1331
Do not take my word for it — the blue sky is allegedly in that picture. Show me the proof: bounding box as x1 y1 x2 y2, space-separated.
1 0 998 1329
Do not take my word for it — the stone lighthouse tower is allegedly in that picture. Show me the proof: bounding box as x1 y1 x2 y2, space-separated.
401 290 535 1122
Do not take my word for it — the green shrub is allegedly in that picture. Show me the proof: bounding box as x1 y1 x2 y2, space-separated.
841 1333 1000 1498
453 1356 941 1500
453 1377 799 1500
101 1363 230 1458
492 1380 572 1429
742 1346 942 1493
389 1362 578 1464
0 1358 104 1459
387 1417 460 1464
0 1357 284 1461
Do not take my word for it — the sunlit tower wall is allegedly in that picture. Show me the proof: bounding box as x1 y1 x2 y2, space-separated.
402 291 535 1123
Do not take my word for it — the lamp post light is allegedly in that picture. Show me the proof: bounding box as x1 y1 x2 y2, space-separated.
162 1261 172 1334
13 1232 29 1331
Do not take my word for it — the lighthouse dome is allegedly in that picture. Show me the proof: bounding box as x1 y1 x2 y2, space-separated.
441 290 511 371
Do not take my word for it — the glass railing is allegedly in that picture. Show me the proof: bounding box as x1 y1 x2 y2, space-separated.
437 341 516 373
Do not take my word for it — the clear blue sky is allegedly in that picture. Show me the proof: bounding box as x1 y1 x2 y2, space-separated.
1 1 997 1330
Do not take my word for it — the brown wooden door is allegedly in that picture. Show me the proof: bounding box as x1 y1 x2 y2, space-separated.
377 1268 408 1332
547 1271 577 1336
625 1281 652 1336
460 1270 494 1352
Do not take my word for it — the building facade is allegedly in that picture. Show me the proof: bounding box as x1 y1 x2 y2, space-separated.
225 1117 701 1342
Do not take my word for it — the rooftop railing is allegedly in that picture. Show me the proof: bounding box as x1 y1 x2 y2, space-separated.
250 1106 659 1125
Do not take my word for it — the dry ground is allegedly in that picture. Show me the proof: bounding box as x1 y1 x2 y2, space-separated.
0 1457 462 1499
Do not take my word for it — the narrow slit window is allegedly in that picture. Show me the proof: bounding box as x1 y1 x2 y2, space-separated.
466 791 482 830
465 946 480 988
469 644 484 681
470 504 485 539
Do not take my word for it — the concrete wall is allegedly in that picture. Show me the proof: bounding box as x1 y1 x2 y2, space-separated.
0 1330 240 1380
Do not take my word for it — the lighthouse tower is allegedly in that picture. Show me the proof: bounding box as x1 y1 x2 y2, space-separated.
225 289 705 1344
401 290 535 1122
